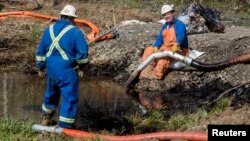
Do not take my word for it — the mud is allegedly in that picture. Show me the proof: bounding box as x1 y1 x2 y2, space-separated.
0 1 249 132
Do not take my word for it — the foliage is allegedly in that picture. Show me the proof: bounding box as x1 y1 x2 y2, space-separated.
0 117 37 141
128 98 230 133
209 98 229 114
128 110 167 133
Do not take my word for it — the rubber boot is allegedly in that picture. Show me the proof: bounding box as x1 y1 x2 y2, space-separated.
41 116 53 126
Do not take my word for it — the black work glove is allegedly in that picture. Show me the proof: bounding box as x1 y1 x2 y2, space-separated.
38 69 46 78
75 63 89 78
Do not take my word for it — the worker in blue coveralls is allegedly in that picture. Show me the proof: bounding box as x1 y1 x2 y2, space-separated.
35 4 89 128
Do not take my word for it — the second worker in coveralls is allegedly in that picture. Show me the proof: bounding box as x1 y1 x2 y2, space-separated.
140 4 189 80
35 5 88 128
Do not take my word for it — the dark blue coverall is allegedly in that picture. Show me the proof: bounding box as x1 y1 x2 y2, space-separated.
35 19 88 128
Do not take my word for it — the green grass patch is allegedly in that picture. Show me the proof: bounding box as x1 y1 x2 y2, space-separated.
0 117 73 141
128 98 230 132
128 110 167 133
15 20 43 47
0 117 37 141
209 98 229 115
166 108 209 131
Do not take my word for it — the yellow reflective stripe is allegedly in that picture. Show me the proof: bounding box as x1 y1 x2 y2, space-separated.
36 56 46 61
42 104 53 114
55 44 68 60
46 24 74 60
76 58 89 64
46 24 56 57
59 116 75 123
47 24 73 59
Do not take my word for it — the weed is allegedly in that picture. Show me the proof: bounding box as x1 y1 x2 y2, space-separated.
127 98 230 132
0 117 36 141
209 98 229 115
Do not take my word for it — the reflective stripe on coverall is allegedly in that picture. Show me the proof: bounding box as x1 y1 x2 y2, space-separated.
140 25 188 79
36 19 88 128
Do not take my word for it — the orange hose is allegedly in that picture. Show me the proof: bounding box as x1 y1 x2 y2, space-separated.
63 128 208 141
0 11 100 42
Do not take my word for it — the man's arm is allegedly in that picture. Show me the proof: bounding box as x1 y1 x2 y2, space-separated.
74 29 89 64
35 30 48 71
74 29 89 77
174 21 188 47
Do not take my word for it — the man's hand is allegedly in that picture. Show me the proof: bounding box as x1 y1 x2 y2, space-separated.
172 43 181 53
77 70 84 78
38 70 45 78
75 63 88 78
153 47 159 53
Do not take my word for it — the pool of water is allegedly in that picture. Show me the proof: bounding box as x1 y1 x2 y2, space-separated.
0 71 138 129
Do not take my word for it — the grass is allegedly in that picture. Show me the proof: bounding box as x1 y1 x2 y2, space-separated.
0 117 37 141
0 98 231 140
97 0 250 20
167 98 229 131
128 98 230 133
0 116 72 141
16 20 43 46
209 98 229 115
29 21 43 44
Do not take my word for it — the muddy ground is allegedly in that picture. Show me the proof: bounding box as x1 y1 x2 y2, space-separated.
0 1 249 132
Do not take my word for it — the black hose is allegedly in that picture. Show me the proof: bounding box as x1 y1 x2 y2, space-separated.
190 54 250 71
190 60 231 71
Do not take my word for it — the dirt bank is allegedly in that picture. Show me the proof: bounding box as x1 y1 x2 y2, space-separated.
90 22 250 116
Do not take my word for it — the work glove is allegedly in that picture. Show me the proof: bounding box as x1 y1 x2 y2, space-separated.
172 43 181 53
75 66 84 78
153 47 159 53
38 69 46 78
75 63 89 78
77 70 84 78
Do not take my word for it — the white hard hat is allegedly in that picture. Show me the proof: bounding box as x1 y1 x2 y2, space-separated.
59 5 77 18
161 4 174 15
